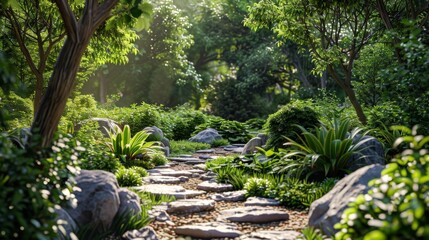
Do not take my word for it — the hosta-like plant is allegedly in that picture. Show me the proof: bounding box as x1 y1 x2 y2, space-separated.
106 125 160 161
275 119 371 180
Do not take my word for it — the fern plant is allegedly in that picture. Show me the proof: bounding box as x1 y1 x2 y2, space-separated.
274 119 372 180
106 125 160 161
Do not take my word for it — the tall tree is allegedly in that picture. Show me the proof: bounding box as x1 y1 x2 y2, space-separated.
1 0 152 147
246 0 380 124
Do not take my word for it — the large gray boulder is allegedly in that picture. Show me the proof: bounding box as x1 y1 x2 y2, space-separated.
241 137 263 154
347 135 385 171
55 207 78 240
117 188 142 216
143 126 170 156
189 128 222 144
67 170 120 230
75 118 119 137
308 164 384 236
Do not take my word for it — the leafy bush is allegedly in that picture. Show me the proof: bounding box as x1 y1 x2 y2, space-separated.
195 117 252 143
106 124 160 161
274 119 371 180
211 138 229 147
300 227 328 240
0 92 33 130
119 103 161 132
243 177 271 197
130 166 149 177
150 151 168 166
63 95 98 127
367 102 407 130
165 104 206 140
212 166 248 190
0 134 80 239
335 126 429 240
170 140 210 155
265 100 320 149
245 118 266 131
115 168 143 187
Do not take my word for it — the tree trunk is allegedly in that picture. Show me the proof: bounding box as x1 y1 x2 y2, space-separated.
31 37 91 147
33 73 44 115
327 64 367 125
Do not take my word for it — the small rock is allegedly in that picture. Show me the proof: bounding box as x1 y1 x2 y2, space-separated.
240 230 301 240
196 149 216 154
199 154 213 160
135 184 205 199
197 180 234 192
189 128 222 144
179 176 189 182
117 188 142 216
193 164 207 170
211 190 247 202
175 222 242 239
219 207 289 223
123 226 159 240
167 199 215 214
189 169 206 174
244 197 281 207
148 209 171 222
147 168 193 177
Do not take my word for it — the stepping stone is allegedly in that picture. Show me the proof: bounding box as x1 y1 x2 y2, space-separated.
232 147 244 153
175 222 242 239
167 199 215 214
218 207 289 223
147 168 193 177
196 149 215 154
240 230 301 240
189 169 205 175
200 172 217 181
143 176 182 184
178 154 193 158
193 164 207 170
168 157 205 164
197 180 234 192
135 184 205 199
199 154 213 160
211 190 247 202
148 208 172 222
232 143 246 147
244 197 281 207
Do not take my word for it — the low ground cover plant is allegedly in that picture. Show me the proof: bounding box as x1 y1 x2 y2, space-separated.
170 140 210 155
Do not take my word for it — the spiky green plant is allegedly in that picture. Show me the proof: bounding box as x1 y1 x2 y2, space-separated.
274 119 372 180
106 125 160 161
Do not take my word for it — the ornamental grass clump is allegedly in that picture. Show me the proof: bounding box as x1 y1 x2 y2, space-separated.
335 126 429 240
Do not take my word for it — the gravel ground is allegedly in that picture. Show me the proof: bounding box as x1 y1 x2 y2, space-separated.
149 160 309 239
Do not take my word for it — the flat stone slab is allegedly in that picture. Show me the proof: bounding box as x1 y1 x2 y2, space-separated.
199 154 214 160
197 180 234 192
232 144 246 147
135 184 205 199
193 164 207 170
189 169 205 174
143 176 182 184
240 230 301 240
167 199 215 214
175 222 242 239
147 168 193 177
200 172 217 181
218 207 289 223
211 190 247 202
244 197 281 207
196 149 215 154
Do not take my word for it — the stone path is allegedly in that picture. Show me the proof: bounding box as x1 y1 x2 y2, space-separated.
134 146 308 239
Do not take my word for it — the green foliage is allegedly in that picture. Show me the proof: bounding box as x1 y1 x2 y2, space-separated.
149 151 168 166
106 124 160 161
335 126 429 240
243 177 271 197
274 119 370 180
366 102 407 130
205 156 234 171
130 166 149 177
299 227 328 240
265 100 320 149
0 91 33 130
245 118 266 132
115 168 143 187
170 140 210 155
276 178 336 209
64 95 98 126
119 103 161 132
160 104 206 140
211 138 229 147
195 117 251 143
212 165 248 190
0 134 81 239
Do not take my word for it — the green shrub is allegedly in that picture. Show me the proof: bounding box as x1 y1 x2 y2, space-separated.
274 119 371 181
170 140 210 155
115 168 142 187
335 126 429 240
150 151 168 166
0 92 33 130
265 100 320 149
0 134 80 239
206 156 235 170
300 227 328 240
64 95 98 125
212 166 248 190
120 103 161 132
130 166 149 177
243 177 271 197
168 105 206 140
367 102 407 130
195 117 251 143
211 138 229 147
245 118 266 131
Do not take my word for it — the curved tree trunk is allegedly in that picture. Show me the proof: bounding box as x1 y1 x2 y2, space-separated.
31 0 120 148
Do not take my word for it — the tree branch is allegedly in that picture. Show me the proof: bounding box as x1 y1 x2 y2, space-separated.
93 0 119 29
54 0 78 42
